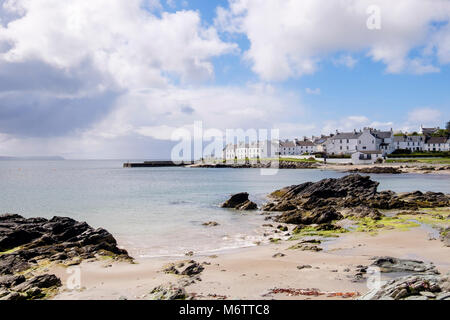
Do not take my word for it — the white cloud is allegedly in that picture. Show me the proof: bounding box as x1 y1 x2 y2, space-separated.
0 0 237 89
216 0 450 81
333 55 358 69
408 107 442 124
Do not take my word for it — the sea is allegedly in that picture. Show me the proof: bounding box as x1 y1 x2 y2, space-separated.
1 160 449 258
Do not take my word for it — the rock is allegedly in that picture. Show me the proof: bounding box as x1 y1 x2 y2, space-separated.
297 265 312 270
272 253 285 258
148 283 187 300
276 207 343 225
440 227 450 247
0 214 131 277
347 167 402 174
341 206 383 220
181 262 204 276
221 193 258 211
371 257 439 274
13 274 61 292
163 260 204 277
202 221 219 227
360 274 446 300
263 175 450 223
0 275 25 288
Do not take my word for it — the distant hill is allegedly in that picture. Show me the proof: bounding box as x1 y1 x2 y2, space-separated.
0 156 65 161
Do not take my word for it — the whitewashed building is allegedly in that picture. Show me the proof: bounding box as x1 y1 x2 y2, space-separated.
326 128 394 155
295 139 316 154
223 141 279 160
423 137 450 152
351 151 384 165
393 135 425 152
279 140 297 156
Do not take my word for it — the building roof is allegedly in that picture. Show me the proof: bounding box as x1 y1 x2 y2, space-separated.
372 131 392 139
393 135 425 143
357 150 383 154
425 137 448 144
296 140 315 147
280 140 296 148
330 132 362 140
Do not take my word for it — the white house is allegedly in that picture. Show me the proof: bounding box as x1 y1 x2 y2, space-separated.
223 140 279 160
326 128 394 156
295 139 316 154
393 135 425 152
351 151 383 165
279 140 297 156
423 137 449 152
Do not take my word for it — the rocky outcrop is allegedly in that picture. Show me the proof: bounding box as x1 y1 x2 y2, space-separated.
262 174 450 226
0 213 131 300
221 193 257 210
371 257 439 274
440 227 450 247
163 260 205 277
348 167 402 174
361 273 450 300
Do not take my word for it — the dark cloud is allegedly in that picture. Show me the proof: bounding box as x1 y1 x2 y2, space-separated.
0 59 121 137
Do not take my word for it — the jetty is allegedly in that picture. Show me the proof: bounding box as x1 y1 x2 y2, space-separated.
123 161 194 168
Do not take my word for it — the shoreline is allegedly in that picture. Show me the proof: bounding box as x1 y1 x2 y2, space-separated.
188 161 450 175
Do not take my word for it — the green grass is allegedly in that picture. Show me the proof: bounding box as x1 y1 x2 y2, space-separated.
386 157 450 164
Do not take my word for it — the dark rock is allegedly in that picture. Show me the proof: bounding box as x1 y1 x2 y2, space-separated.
13 274 61 292
371 257 439 274
149 283 187 300
202 221 219 227
347 167 402 174
221 193 257 211
263 175 450 226
276 207 343 225
0 275 25 288
361 274 447 300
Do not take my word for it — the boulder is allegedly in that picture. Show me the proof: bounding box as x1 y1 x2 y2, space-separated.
221 193 258 211
360 274 447 300
371 257 439 274
276 207 343 225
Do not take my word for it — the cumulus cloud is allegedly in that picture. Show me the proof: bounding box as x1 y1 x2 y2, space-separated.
215 0 450 81
0 0 238 140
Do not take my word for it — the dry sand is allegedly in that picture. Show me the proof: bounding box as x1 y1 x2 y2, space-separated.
51 226 450 300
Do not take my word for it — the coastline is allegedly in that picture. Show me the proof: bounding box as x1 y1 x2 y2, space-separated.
189 161 450 175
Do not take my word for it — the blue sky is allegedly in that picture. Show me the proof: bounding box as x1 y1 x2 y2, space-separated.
0 0 449 158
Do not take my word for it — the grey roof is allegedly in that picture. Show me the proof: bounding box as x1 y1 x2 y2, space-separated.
330 132 362 140
280 141 296 148
296 140 315 147
393 135 425 143
425 137 448 144
372 131 392 139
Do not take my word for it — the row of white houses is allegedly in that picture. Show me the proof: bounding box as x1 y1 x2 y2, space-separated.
222 126 450 160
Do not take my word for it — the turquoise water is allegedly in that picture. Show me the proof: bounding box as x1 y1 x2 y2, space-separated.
0 160 449 257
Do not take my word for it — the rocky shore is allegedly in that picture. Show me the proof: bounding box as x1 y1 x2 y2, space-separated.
0 214 131 300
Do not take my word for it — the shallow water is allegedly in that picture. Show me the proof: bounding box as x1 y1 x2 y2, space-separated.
0 160 449 257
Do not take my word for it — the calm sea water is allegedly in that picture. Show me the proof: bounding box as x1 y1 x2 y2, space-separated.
0 160 449 257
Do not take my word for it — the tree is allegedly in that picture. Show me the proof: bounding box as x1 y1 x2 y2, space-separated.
446 121 450 132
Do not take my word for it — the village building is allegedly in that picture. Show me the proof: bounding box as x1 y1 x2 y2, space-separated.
423 137 450 152
351 150 384 165
393 135 425 152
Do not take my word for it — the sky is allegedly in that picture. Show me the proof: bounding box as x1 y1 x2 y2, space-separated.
0 0 449 159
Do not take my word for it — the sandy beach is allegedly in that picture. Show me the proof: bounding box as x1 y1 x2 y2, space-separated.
51 224 450 300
